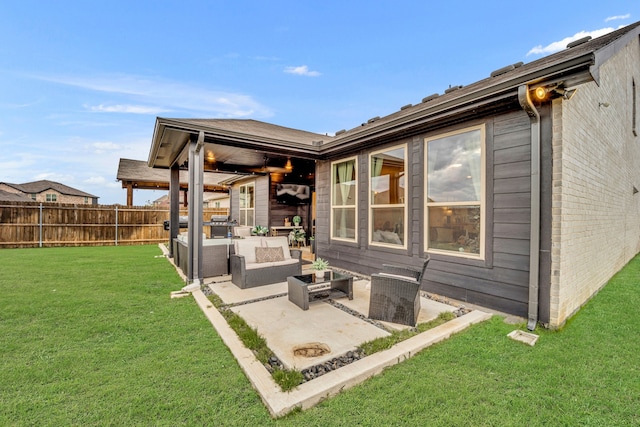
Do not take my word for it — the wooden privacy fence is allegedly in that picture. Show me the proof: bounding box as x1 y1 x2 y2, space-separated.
0 201 229 248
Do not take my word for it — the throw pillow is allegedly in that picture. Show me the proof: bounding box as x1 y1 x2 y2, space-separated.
255 246 285 263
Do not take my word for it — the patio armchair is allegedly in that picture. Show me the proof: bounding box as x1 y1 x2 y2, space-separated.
367 257 430 327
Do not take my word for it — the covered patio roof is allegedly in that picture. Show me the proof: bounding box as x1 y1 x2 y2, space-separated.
147 119 326 176
116 158 236 206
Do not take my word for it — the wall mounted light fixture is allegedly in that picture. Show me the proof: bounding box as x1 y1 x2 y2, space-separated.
531 83 576 101
533 86 548 101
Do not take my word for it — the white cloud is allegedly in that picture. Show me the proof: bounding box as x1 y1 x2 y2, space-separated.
89 141 122 155
284 65 321 77
34 171 76 183
527 26 625 56
34 73 273 118
82 175 122 191
85 104 169 114
605 14 630 22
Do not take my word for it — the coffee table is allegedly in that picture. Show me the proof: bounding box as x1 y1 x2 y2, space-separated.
287 271 353 310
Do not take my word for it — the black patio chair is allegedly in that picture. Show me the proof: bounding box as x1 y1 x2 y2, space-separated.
367 257 430 327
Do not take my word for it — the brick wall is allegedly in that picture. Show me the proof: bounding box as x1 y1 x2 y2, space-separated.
550 36 640 327
32 190 92 204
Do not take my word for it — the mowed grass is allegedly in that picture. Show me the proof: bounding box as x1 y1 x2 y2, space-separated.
1 245 639 426
0 246 267 426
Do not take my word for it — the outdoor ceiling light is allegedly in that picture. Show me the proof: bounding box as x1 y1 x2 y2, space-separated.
205 150 216 163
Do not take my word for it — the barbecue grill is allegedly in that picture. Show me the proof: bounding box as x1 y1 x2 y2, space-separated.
163 216 189 231
209 215 236 238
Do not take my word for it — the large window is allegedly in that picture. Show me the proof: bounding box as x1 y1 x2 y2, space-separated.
425 125 484 257
238 182 255 226
369 144 407 247
331 157 357 241
46 193 57 202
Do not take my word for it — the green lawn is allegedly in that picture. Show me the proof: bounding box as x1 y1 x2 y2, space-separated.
1 245 638 426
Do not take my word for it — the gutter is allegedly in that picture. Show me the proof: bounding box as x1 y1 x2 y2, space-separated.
518 85 540 331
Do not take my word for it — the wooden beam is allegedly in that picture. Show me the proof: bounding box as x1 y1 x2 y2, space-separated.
126 183 133 207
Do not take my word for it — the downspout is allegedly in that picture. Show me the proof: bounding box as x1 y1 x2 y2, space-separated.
518 85 541 331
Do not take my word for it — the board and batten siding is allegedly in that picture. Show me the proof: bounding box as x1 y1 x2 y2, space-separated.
315 111 534 318
229 175 270 227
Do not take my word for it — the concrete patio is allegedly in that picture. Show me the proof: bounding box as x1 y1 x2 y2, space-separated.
165 246 492 417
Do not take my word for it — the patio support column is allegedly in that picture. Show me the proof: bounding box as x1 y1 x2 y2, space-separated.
184 131 205 291
168 163 180 258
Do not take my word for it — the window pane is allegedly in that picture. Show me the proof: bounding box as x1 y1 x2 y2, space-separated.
371 147 405 205
332 159 356 206
427 129 481 203
371 207 404 245
332 207 356 239
239 187 247 208
246 210 254 226
247 184 254 208
428 206 480 254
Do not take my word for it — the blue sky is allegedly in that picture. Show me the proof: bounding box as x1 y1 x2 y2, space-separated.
1 1 638 205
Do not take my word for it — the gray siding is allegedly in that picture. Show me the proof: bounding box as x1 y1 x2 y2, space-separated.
254 176 270 228
316 111 534 317
229 176 270 227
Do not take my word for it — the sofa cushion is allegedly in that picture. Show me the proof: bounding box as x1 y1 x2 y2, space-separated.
235 238 264 264
263 236 291 260
244 257 299 270
233 226 253 237
255 246 284 263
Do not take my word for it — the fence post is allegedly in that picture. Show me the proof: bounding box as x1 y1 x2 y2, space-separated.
115 205 118 246
39 203 43 248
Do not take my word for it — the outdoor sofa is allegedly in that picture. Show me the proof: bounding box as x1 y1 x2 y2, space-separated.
230 236 302 288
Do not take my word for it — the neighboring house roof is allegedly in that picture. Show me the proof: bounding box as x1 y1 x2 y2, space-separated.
0 189 33 202
0 180 97 199
204 192 230 202
148 20 640 169
116 158 236 191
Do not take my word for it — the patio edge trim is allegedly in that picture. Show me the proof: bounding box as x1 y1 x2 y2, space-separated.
191 289 492 418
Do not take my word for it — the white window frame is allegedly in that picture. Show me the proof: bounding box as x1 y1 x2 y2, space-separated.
330 156 358 242
424 125 485 259
238 182 255 227
368 143 408 249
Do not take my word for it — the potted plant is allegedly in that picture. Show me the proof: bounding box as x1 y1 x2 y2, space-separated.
311 257 329 279
292 215 301 226
251 225 269 236
288 228 306 247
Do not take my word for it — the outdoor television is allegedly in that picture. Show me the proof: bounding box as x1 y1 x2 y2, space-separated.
275 183 311 205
